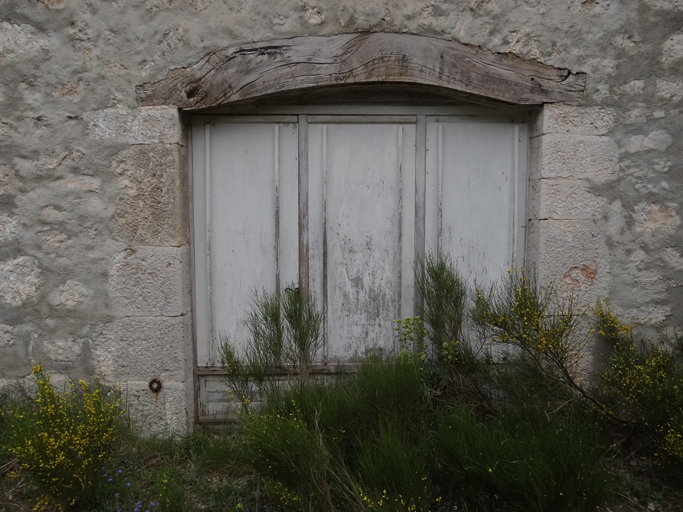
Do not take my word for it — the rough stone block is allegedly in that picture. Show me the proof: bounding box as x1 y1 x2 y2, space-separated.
531 104 617 137
93 315 192 382
85 106 181 144
0 215 20 242
0 21 48 64
0 323 33 378
109 246 191 317
42 337 84 363
529 134 618 183
123 380 191 434
0 256 43 307
656 79 683 102
528 178 607 220
47 280 92 309
114 143 188 246
527 219 609 307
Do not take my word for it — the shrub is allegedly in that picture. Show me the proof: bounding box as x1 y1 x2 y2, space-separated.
434 404 614 512
219 285 323 405
414 255 468 362
3 364 124 510
242 401 334 511
355 421 435 512
473 267 595 409
597 300 683 463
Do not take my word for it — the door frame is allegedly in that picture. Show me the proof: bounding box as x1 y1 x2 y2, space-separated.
189 105 531 424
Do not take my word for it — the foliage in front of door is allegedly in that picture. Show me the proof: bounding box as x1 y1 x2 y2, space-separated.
2 258 683 511
219 284 323 406
230 257 683 512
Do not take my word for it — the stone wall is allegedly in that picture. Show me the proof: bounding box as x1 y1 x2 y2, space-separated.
0 0 681 432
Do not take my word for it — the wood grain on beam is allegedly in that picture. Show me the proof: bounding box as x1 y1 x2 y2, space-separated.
136 32 586 109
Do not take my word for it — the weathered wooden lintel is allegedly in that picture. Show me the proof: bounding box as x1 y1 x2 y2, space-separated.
136 32 586 109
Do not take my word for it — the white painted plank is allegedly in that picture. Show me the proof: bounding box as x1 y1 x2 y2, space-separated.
434 122 517 285
278 124 300 290
314 124 403 359
308 124 325 339
515 124 529 265
210 123 278 357
400 125 417 320
192 122 211 367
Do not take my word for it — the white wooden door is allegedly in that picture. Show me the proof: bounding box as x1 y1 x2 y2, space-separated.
192 112 528 421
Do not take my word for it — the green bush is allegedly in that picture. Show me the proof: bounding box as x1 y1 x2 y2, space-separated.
597 301 683 463
414 255 468 362
434 405 614 512
219 285 323 406
3 364 125 510
242 401 333 511
356 421 434 512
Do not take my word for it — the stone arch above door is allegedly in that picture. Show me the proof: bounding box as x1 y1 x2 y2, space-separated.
135 32 586 109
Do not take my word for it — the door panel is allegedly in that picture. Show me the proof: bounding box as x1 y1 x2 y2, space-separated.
426 121 521 285
309 124 416 359
193 122 298 366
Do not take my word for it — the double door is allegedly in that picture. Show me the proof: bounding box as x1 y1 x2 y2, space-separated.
192 112 528 370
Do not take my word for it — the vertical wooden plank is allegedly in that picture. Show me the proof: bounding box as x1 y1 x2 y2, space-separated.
439 122 516 285
414 115 427 325
396 125 403 327
400 125 417 320
274 124 280 295
324 123 403 358
191 122 209 366
278 123 301 291
437 123 444 258
298 115 310 298
204 123 215 361
187 121 201 425
424 120 439 258
210 123 277 353
322 125 329 361
516 124 529 266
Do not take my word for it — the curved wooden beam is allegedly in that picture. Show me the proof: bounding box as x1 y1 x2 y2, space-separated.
136 32 586 109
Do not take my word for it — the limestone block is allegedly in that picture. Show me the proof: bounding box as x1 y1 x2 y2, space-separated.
0 324 32 378
531 105 617 137
528 178 607 220
662 247 683 270
0 21 48 64
633 202 681 233
93 316 192 382
43 337 84 363
123 380 190 434
0 215 20 242
84 106 181 145
114 143 188 246
661 30 683 65
528 219 608 307
109 246 191 317
644 0 683 10
0 256 42 307
529 134 618 183
621 130 673 153
47 280 92 309
656 79 683 102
